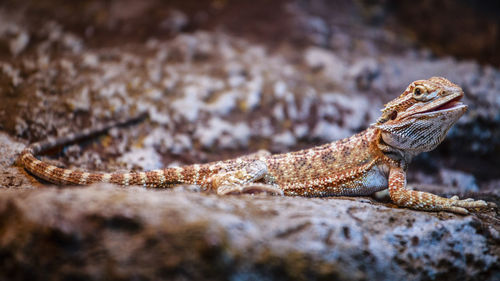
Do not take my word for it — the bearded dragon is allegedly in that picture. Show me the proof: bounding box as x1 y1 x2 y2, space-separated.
20 77 493 214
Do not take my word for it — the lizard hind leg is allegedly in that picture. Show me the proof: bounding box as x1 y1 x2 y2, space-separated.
208 160 283 196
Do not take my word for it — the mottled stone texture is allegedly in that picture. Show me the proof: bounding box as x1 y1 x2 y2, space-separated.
0 186 498 281
1 0 499 280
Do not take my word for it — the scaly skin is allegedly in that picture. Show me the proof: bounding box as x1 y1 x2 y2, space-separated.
20 77 494 214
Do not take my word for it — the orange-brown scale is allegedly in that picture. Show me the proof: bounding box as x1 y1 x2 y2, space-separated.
266 127 388 195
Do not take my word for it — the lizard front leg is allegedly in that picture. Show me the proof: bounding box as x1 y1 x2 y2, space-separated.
388 167 490 214
208 160 283 196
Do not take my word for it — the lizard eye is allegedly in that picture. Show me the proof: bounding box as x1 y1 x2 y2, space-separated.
412 86 427 99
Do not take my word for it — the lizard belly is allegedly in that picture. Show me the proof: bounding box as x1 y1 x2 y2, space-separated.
335 165 388 196
281 165 388 197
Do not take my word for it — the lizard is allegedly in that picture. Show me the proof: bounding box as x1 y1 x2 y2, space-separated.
20 77 494 214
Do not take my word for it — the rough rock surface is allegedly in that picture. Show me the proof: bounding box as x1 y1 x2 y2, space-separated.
0 186 498 281
0 1 499 280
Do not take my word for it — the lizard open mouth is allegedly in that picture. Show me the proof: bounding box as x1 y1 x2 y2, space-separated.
419 95 465 114
433 96 463 111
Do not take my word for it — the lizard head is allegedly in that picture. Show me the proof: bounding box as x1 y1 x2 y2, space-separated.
375 77 467 154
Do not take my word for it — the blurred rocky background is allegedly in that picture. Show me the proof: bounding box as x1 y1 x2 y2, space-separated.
0 0 499 280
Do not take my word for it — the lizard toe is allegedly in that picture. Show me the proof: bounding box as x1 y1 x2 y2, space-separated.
217 183 284 196
451 199 489 211
446 206 469 215
239 183 284 196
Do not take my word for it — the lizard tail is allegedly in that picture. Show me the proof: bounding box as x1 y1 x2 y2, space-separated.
18 112 189 187
21 146 185 187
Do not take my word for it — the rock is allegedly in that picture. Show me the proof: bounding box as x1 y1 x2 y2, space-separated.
0 186 497 281
439 168 479 193
0 21 30 56
304 47 347 84
348 58 380 91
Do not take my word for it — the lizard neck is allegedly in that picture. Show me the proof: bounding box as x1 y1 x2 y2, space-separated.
374 127 414 170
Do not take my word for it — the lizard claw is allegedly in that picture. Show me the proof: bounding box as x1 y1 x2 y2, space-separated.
447 206 469 215
441 195 494 214
448 195 488 208
449 197 489 210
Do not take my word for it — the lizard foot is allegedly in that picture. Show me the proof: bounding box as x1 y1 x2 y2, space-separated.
445 196 494 215
217 183 284 196
388 168 496 215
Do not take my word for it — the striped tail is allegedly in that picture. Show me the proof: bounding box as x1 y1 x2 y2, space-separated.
18 113 185 187
20 147 183 187
20 113 225 188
